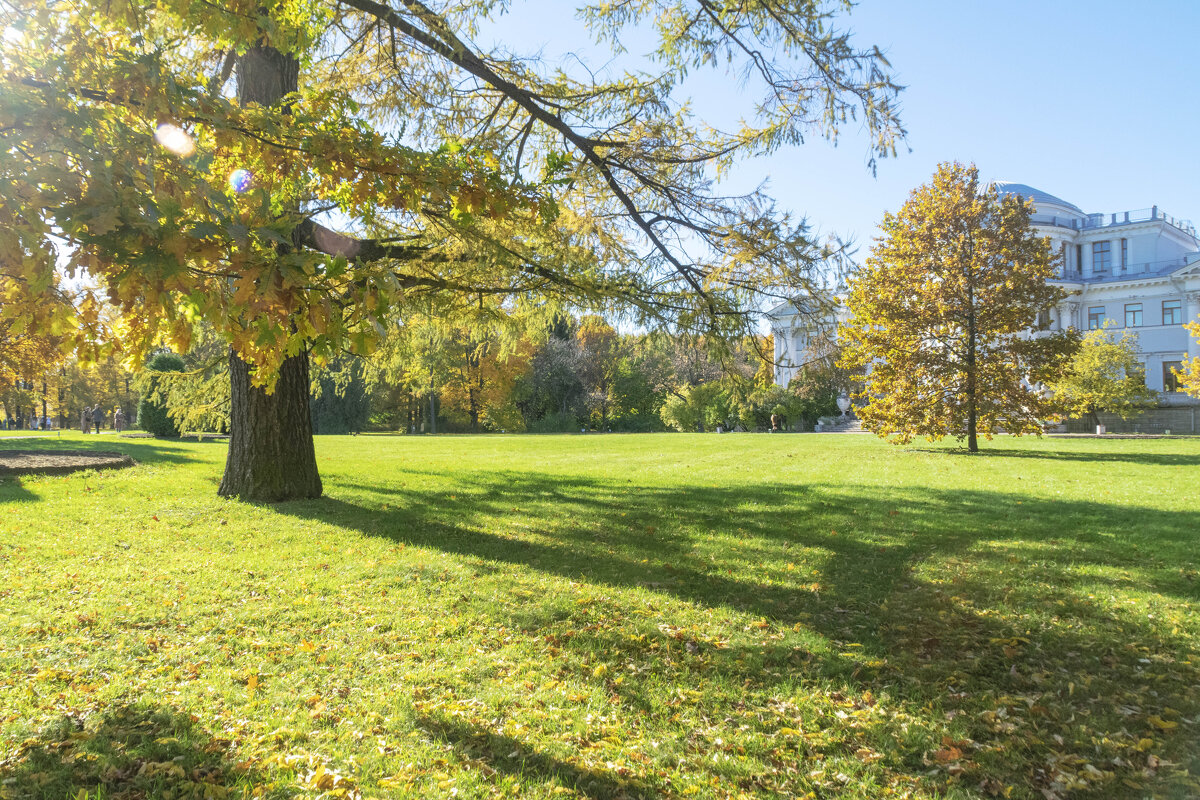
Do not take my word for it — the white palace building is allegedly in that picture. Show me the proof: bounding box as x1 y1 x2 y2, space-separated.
769 182 1200 414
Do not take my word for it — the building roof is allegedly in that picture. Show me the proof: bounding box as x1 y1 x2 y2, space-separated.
765 296 842 320
991 182 1085 216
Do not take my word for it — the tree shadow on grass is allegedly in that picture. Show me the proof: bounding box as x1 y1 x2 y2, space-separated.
0 702 290 800
288 473 1200 612
276 471 1200 644
272 471 1200 797
0 476 38 502
911 445 1200 467
417 713 648 799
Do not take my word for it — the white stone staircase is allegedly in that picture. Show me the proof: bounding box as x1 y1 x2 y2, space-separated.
815 415 865 434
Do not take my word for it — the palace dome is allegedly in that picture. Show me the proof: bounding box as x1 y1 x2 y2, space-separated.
991 182 1085 217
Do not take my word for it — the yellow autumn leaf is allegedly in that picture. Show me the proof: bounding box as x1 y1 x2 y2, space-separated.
87 207 120 236
162 233 189 264
932 746 963 763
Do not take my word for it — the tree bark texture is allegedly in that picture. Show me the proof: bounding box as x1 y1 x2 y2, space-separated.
468 347 481 433
965 255 979 453
219 350 322 500
236 45 299 108
217 41 321 500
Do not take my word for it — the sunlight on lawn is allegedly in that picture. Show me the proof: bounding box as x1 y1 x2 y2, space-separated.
1 433 1198 799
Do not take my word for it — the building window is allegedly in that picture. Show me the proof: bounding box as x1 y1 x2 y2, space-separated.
1036 309 1051 330
1075 244 1082 273
1131 362 1146 386
1087 306 1106 329
1124 303 1142 327
1092 241 1112 272
1120 238 1128 267
1163 299 1182 325
1163 361 1183 392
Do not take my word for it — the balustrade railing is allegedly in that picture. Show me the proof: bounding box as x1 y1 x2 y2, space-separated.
1031 207 1196 237
1057 256 1190 281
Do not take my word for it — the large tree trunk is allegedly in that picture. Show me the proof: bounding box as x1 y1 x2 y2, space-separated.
967 403 978 452
219 350 322 500
965 264 979 453
469 348 481 433
217 41 321 500
236 44 299 112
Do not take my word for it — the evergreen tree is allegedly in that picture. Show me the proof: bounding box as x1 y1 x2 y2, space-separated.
310 357 370 435
136 353 186 437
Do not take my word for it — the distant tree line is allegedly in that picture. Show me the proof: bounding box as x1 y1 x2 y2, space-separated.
1 353 137 431
322 313 848 435
110 311 847 437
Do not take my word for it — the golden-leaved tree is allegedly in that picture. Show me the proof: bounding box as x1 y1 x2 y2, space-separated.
1 0 905 499
1180 316 1200 397
0 319 56 404
839 162 1079 452
0 249 72 421
439 334 531 433
369 300 532 434
1048 326 1158 427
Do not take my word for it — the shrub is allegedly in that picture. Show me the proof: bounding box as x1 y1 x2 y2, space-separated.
529 411 581 433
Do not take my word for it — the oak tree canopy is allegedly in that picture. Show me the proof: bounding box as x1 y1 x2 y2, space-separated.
1 0 905 498
839 163 1079 452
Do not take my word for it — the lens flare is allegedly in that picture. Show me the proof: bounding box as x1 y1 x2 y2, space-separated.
228 169 253 193
154 123 195 157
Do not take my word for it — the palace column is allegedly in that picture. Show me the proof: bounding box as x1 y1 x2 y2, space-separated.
1061 300 1081 330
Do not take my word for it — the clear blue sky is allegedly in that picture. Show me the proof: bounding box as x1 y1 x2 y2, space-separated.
479 0 1200 255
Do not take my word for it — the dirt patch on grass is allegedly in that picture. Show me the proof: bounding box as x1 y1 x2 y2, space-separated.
0 449 136 476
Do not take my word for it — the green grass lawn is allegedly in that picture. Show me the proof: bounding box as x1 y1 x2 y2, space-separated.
1 433 1198 800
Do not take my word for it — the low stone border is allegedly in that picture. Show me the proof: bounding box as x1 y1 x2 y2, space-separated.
0 450 137 477
119 432 229 441
1046 433 1192 439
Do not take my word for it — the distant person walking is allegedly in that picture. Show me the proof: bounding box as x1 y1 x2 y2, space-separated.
93 406 103 434
114 407 125 433
81 406 92 434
